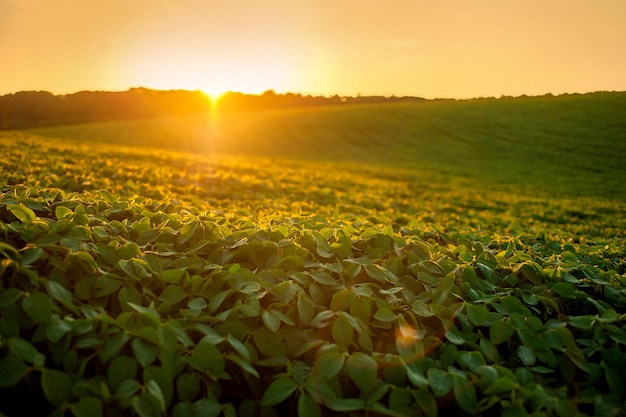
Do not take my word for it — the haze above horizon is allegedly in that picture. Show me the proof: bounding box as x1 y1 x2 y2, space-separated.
2 0 625 99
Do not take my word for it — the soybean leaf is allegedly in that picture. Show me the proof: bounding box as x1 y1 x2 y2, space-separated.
253 326 286 358
330 289 356 312
22 292 52 324
298 392 321 417
132 338 158 367
313 351 345 381
0 356 28 387
159 285 186 304
452 375 477 415
107 355 138 387
484 377 517 395
71 397 103 417
8 204 37 223
331 314 353 348
260 377 298 406
345 352 378 393
41 368 74 407
427 368 452 397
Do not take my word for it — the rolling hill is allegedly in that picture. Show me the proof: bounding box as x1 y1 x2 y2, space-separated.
19 91 626 200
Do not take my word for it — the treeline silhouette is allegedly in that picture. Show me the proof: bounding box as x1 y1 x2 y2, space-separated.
0 88 424 130
0 88 209 129
216 90 425 111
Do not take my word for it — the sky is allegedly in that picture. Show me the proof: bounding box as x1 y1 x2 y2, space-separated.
1 0 625 99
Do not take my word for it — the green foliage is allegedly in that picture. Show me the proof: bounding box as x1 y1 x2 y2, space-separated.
1 97 626 417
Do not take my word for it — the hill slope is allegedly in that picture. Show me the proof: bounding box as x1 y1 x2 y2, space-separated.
20 91 626 200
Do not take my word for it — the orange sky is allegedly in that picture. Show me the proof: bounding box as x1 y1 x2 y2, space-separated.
2 0 625 98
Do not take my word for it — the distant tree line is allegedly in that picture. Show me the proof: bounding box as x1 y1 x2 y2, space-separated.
216 90 425 111
0 87 425 130
0 88 210 129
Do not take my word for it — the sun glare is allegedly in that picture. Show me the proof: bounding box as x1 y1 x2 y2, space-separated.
128 46 297 103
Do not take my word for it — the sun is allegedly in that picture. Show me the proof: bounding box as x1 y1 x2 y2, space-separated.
128 48 295 103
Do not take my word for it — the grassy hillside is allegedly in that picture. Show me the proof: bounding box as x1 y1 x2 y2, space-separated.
23 91 626 200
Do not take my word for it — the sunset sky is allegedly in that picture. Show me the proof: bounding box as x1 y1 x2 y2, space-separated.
2 0 625 99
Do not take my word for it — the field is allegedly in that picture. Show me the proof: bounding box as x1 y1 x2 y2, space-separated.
1 92 625 417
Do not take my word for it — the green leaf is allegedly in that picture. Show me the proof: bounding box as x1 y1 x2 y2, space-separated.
21 247 44 266
479 337 499 363
143 366 174 409
389 387 412 413
520 262 543 285
322 395 365 412
262 310 281 332
298 393 321 417
308 270 337 285
420 260 445 276
158 285 186 304
119 286 142 312
132 338 158 367
45 280 77 312
311 231 333 258
551 282 577 298
517 345 536 366
330 289 356 311
191 399 222 417
71 397 103 417
297 295 315 326
179 221 199 245
0 356 28 387
412 300 435 317
241 297 261 317
119 259 152 279
228 355 260 378
374 307 396 322
404 361 429 388
75 276 97 300
94 274 122 298
350 296 372 322
0 288 22 309
132 392 162 417
116 379 141 398
459 351 485 372
413 390 437 417
427 368 452 397
490 317 514 345
192 337 225 372
8 337 40 364
483 377 516 395
477 262 496 281
127 303 161 327
8 204 37 223
99 331 130 363
253 326 286 358
331 314 353 348
161 269 186 284
227 335 251 361
146 379 166 414
46 316 72 343
41 368 74 407
452 375 477 415
176 373 201 403
466 303 488 326
260 377 298 406
313 351 345 380
445 330 466 345
107 355 138 387
345 352 378 393
21 292 52 324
